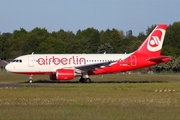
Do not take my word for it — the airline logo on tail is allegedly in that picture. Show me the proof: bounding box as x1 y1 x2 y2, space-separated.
147 28 166 52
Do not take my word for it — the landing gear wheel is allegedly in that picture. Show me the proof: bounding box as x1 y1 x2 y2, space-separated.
85 78 91 83
80 72 91 83
29 79 33 83
79 78 85 83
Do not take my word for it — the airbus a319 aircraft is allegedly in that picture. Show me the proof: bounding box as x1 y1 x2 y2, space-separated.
5 24 170 83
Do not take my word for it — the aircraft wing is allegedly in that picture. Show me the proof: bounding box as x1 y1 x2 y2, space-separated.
0 60 8 67
75 61 117 71
148 56 171 62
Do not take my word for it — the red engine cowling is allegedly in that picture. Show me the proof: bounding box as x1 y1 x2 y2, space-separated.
56 69 75 80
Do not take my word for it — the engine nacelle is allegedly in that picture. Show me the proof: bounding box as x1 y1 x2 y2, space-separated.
56 69 75 80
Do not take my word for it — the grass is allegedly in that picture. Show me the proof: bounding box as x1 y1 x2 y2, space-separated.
0 73 180 120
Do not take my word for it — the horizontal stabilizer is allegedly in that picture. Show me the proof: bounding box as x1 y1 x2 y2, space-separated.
148 56 171 62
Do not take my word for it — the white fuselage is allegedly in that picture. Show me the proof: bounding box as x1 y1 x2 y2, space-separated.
6 53 132 74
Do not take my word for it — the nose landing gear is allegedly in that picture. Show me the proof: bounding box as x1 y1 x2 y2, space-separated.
28 74 33 83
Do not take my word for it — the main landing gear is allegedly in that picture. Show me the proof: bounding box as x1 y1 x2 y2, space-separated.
79 74 91 83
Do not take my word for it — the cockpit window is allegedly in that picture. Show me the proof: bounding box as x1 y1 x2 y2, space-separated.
11 59 22 63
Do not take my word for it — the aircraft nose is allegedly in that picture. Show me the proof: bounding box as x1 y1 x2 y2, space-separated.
5 64 14 72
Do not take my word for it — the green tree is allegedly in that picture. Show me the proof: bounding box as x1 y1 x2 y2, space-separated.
13 28 27 39
137 31 146 42
97 43 113 53
146 25 156 35
30 27 49 37
75 28 100 53
100 29 124 53
162 45 176 56
164 22 180 57
0 33 12 60
37 37 65 54
6 28 28 59
54 30 75 53
22 34 40 54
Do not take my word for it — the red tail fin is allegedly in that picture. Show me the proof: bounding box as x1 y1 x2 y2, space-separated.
135 24 167 56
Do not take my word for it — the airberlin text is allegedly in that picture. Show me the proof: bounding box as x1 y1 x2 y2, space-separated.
37 56 86 65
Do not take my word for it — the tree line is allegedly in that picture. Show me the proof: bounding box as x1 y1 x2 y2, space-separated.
1 21 180 72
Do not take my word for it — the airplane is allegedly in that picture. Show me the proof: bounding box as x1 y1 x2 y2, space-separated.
5 24 170 83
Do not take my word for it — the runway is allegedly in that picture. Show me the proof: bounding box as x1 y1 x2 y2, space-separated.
0 83 20 88
0 79 164 88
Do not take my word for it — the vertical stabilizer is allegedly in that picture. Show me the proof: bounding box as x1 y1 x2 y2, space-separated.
135 24 167 56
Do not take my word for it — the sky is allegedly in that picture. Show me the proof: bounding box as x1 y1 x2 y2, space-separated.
0 0 180 36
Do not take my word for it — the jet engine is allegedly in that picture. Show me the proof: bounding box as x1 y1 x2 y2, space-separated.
49 69 75 80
